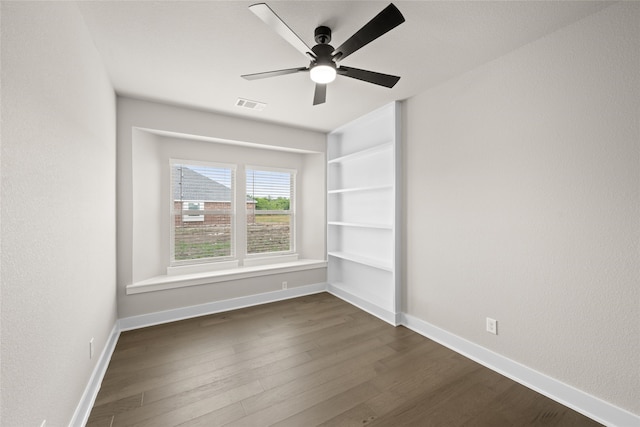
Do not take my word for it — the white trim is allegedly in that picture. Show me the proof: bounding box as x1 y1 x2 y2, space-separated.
243 253 299 267
127 259 326 295
69 323 120 427
327 283 399 326
119 282 328 331
167 260 240 276
170 158 238 171
245 164 297 174
400 313 639 427
138 127 323 155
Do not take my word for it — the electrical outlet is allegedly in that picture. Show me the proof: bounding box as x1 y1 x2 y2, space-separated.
89 338 94 359
486 317 498 335
282 281 288 290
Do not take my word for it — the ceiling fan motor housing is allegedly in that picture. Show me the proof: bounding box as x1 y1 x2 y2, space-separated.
312 27 336 69
311 43 335 68
314 26 332 44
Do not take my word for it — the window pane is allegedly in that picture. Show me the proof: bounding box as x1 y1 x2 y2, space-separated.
183 201 204 222
173 164 234 261
246 169 293 254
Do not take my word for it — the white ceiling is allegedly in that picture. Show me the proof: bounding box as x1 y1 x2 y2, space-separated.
77 1 610 133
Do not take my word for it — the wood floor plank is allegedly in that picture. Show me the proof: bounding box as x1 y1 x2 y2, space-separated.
317 403 378 427
85 415 114 427
96 336 316 406
241 343 392 416
226 364 380 426
89 293 601 426
115 380 263 427
272 381 380 427
489 381 601 426
174 402 246 427
366 365 498 426
139 351 311 407
257 335 396 392
87 394 142 423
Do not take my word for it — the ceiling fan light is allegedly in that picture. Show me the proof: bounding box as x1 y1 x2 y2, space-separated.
310 64 336 84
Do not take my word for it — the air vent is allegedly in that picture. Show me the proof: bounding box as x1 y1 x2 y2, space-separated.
235 98 266 111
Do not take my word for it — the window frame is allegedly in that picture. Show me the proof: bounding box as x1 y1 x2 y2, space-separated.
245 165 297 258
169 160 298 271
170 159 237 266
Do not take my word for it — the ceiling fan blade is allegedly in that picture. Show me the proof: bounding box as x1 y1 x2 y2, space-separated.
332 4 405 62
249 3 315 59
313 83 327 105
338 66 400 88
242 67 307 80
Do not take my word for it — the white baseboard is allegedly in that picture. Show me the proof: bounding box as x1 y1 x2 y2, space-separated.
69 323 120 427
71 290 637 427
118 282 328 331
400 313 639 427
327 283 400 326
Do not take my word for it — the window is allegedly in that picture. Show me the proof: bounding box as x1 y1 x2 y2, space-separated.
171 162 235 263
171 161 296 269
182 201 204 222
246 168 295 255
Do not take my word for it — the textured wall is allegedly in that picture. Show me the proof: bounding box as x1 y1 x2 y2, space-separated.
1 2 117 425
404 2 639 415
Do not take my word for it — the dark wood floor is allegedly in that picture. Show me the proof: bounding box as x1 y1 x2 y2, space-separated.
87 293 600 427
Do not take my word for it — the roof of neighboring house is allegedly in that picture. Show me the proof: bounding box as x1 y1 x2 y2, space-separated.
173 166 231 202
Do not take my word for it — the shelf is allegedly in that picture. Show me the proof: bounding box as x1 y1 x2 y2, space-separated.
328 251 392 271
328 221 392 230
327 185 393 194
328 141 393 164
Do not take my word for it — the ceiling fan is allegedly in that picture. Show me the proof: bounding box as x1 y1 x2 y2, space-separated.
241 3 405 105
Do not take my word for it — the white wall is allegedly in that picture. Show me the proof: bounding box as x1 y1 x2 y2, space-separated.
404 2 639 416
0 2 117 425
117 97 327 318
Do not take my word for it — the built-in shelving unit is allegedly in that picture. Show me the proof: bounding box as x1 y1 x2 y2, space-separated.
326 102 401 325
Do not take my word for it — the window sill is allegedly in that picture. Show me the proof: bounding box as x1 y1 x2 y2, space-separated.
126 259 327 295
